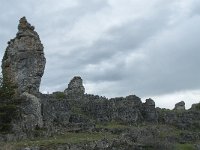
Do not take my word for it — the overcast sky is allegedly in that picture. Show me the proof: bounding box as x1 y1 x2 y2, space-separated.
1 0 200 109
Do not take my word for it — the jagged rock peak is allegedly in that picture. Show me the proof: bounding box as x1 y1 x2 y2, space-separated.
16 17 39 40
174 101 185 110
144 98 155 106
64 76 85 96
18 16 34 31
1 17 46 96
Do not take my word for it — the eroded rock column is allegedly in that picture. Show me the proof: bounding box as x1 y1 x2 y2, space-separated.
64 76 85 96
2 17 46 96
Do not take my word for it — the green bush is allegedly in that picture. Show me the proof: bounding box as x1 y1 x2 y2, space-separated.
0 103 19 133
54 92 66 99
0 74 19 133
0 74 15 99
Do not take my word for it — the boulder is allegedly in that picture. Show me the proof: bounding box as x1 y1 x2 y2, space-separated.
1 17 46 96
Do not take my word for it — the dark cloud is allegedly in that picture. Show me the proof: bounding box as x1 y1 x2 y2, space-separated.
1 0 200 108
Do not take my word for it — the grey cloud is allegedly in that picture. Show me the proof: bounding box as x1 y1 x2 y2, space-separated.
119 16 200 96
1 0 200 103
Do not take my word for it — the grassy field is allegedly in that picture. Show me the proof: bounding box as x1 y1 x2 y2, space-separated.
0 131 117 149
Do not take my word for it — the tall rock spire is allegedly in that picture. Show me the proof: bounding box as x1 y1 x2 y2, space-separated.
64 76 85 96
1 17 46 96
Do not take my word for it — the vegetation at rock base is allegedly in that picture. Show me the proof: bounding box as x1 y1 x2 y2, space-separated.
0 75 15 99
0 123 199 149
175 144 196 150
0 131 117 149
54 92 66 99
0 75 19 133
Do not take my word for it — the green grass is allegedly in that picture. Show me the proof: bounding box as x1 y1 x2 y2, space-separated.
96 121 129 129
175 144 196 150
0 131 117 149
54 92 66 99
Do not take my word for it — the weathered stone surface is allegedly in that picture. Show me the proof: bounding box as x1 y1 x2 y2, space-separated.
40 94 71 128
110 95 143 123
81 95 144 123
2 17 46 96
64 76 85 96
174 101 185 110
13 92 43 132
142 98 158 122
190 102 200 110
1 17 200 150
157 107 200 129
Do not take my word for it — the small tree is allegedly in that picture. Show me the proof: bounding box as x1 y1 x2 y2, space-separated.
0 74 17 133
0 74 15 99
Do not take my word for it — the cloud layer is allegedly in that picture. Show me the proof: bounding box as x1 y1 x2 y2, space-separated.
1 0 200 108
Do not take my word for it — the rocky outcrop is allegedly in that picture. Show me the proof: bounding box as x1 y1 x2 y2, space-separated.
157 107 200 129
174 101 185 110
1 17 46 96
13 92 43 132
0 17 46 139
40 94 71 128
142 98 158 122
80 95 154 123
110 95 143 123
190 103 200 110
64 76 85 96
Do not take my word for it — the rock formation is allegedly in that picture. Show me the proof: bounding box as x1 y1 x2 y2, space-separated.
142 98 158 122
64 76 85 96
0 17 45 135
1 17 46 96
1 17 200 149
17 92 43 130
174 101 185 110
